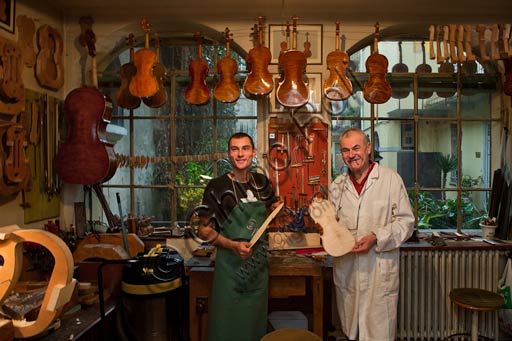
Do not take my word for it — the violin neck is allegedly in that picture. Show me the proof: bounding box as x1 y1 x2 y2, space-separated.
91 55 98 88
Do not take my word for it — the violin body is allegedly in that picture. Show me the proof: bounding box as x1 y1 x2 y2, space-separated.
244 45 273 96
276 50 309 108
143 34 168 108
214 56 240 103
129 48 158 98
185 58 210 105
142 61 168 107
363 53 391 104
324 50 352 101
116 35 141 110
116 62 141 109
54 87 117 185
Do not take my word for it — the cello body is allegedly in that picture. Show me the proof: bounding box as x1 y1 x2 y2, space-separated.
54 87 117 185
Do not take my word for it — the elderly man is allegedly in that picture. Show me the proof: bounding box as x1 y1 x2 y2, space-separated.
329 128 415 341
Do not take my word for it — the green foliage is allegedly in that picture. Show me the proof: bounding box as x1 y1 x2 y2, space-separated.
411 190 487 230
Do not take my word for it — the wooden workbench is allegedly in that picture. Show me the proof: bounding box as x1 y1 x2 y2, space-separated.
186 252 325 341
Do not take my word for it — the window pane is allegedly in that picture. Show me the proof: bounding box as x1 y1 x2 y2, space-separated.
326 94 362 117
175 118 213 155
133 188 172 224
460 92 491 119
176 187 204 222
462 190 488 230
102 186 130 223
134 118 170 156
176 161 212 186
217 92 257 117
461 121 489 187
418 121 457 188
415 190 455 229
216 119 257 149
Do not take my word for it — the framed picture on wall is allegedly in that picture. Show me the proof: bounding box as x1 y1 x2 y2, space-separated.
268 24 323 64
268 73 322 113
0 0 15 33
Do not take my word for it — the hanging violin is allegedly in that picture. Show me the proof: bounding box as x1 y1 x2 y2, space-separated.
115 34 141 110
129 17 158 98
213 27 240 103
276 16 309 108
185 32 210 105
363 22 391 104
323 20 352 101
243 16 273 97
142 33 168 108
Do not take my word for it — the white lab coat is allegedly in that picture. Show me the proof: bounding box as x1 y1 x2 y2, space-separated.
329 163 414 341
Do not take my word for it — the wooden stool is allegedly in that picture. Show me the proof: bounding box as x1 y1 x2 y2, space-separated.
261 328 322 341
449 288 505 341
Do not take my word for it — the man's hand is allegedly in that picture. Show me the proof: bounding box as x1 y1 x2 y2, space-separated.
234 241 253 260
352 233 377 253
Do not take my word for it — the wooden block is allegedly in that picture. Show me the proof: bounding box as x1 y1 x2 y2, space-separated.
268 232 321 250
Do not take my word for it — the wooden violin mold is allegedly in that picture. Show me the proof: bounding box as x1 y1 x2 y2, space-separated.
35 24 64 91
0 225 76 338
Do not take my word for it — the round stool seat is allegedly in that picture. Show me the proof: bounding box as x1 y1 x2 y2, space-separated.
261 328 322 341
449 288 505 341
450 288 504 311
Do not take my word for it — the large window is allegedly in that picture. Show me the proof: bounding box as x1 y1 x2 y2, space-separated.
99 37 257 226
98 34 501 233
330 40 500 231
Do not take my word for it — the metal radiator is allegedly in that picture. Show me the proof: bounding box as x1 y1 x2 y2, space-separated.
397 249 506 340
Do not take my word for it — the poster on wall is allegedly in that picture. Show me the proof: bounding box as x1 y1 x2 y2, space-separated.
0 0 14 33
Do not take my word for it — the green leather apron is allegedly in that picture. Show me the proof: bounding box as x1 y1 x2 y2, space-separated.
207 200 269 341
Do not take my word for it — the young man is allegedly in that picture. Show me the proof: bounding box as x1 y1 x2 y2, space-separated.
329 128 415 341
198 132 277 341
